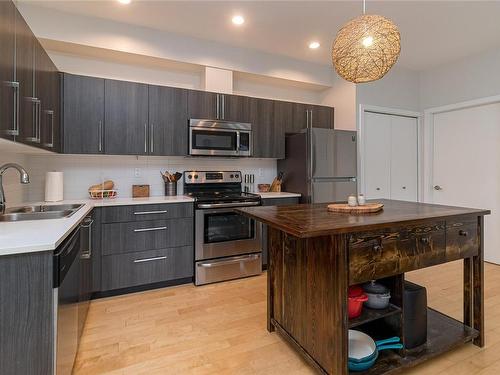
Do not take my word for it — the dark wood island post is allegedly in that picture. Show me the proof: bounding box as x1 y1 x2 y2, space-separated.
238 200 489 375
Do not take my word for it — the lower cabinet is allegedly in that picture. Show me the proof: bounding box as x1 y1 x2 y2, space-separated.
261 197 300 267
98 203 194 292
102 247 193 291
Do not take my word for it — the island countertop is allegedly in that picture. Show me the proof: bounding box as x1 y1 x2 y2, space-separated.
237 199 490 238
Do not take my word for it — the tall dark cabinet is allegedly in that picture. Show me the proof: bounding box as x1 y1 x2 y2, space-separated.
250 98 284 159
62 74 105 154
104 79 149 155
148 85 188 156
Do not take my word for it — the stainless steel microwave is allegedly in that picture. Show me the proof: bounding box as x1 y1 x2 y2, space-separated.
189 119 252 157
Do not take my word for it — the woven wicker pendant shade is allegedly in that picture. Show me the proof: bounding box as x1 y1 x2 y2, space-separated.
332 14 401 83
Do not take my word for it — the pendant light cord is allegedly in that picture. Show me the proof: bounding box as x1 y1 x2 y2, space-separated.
363 0 366 14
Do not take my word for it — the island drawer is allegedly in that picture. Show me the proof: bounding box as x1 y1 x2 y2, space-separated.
349 222 446 284
101 203 193 223
101 246 193 291
102 217 193 255
446 218 479 258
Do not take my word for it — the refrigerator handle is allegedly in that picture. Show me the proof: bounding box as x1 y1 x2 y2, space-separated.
309 127 314 203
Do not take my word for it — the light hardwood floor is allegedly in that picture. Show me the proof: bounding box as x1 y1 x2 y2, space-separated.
74 261 500 374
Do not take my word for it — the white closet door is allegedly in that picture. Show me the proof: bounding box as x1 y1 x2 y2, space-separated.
390 115 418 201
432 102 500 264
364 112 391 199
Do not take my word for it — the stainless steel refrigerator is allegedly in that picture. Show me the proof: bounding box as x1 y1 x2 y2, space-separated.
278 128 357 203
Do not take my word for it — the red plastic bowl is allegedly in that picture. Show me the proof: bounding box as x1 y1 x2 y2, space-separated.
348 285 368 319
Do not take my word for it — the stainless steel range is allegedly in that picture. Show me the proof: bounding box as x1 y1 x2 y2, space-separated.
184 171 262 285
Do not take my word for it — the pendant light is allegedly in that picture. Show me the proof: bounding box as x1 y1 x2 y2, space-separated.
332 0 401 83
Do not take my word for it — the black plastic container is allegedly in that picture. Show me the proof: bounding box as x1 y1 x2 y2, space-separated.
403 281 428 349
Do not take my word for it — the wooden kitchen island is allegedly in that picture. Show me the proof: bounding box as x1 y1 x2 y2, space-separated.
238 200 490 375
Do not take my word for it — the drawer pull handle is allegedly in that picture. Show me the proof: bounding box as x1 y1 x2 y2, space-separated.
459 230 468 237
420 237 430 244
134 210 168 215
134 256 167 263
373 244 383 252
134 226 167 232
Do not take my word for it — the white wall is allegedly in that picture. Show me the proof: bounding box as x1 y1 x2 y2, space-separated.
320 72 357 131
18 3 334 87
26 155 277 202
420 48 500 109
356 66 421 112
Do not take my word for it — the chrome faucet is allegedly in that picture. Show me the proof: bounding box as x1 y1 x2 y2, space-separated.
0 163 30 214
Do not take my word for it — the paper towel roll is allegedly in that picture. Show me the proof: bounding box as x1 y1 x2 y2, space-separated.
45 172 64 202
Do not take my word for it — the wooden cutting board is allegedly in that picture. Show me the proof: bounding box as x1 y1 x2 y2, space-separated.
132 185 150 198
327 203 384 214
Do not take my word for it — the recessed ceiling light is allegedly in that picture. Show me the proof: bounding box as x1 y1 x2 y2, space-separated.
309 41 320 49
232 15 245 26
117 0 131 4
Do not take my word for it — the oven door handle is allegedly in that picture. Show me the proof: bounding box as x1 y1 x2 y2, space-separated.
197 201 261 209
197 254 260 268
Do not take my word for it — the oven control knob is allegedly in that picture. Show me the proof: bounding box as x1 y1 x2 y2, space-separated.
188 174 192 179
194 175 199 179
230 174 234 179
235 174 239 178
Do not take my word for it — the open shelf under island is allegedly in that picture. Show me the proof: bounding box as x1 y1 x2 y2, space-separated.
237 199 489 375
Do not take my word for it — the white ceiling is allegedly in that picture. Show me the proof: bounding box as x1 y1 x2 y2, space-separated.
23 1 500 71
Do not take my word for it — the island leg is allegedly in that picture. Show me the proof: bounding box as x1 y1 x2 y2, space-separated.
473 216 485 347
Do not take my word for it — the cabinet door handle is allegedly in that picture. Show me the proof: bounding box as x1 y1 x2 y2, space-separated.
373 244 383 252
98 120 103 152
43 110 54 148
216 94 220 119
5 81 20 136
37 100 41 142
420 236 430 244
150 123 154 154
25 98 40 142
459 230 468 237
221 94 225 119
134 256 167 263
133 226 167 233
133 210 167 215
144 123 148 153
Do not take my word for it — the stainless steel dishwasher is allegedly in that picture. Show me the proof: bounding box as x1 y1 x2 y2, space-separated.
53 226 81 375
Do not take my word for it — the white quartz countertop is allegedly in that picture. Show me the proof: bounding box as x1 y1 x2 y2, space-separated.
0 193 300 257
257 192 301 199
0 195 194 257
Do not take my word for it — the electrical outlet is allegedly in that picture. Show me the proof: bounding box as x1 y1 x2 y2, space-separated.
134 168 141 177
258 168 263 177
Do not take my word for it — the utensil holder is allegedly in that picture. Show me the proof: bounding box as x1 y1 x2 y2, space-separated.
164 182 177 196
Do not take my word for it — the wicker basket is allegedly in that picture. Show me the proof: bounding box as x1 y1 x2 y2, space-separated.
88 190 117 199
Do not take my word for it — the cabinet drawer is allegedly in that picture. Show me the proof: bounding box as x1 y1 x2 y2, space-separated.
101 247 193 291
102 218 193 255
349 222 446 284
101 203 193 223
446 218 479 258
262 197 300 206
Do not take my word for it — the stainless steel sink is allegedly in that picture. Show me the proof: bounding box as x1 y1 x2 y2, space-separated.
0 204 84 222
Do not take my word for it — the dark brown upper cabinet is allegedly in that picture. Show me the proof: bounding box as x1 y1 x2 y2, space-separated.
62 73 105 154
250 98 284 159
148 85 189 156
0 1 17 142
187 90 251 123
0 1 60 151
289 103 334 133
187 90 218 120
104 79 149 155
309 104 334 129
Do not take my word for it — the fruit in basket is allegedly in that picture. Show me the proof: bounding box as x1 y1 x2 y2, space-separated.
88 180 114 192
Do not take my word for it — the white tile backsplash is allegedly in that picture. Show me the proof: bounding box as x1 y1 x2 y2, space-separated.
26 154 278 201
0 152 29 206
